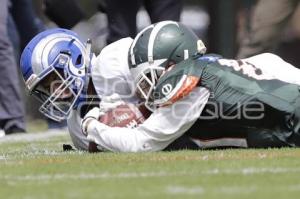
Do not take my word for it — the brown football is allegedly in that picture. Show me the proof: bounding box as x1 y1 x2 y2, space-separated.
99 103 150 128
89 103 151 153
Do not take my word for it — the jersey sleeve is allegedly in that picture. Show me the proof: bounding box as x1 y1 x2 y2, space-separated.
85 87 210 152
67 109 90 150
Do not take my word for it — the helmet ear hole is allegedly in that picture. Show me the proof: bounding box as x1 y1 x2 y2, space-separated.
75 55 82 65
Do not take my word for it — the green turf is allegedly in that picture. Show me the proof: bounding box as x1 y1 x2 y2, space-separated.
1 134 300 199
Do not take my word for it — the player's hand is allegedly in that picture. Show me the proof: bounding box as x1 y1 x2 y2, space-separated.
100 93 125 112
84 106 103 120
81 107 104 136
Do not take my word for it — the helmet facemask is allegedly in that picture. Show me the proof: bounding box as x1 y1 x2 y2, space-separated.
133 63 165 111
29 53 84 121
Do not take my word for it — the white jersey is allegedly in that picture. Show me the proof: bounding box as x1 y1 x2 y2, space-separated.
67 37 136 150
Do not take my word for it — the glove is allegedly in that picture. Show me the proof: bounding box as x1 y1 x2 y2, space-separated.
84 106 103 120
81 107 104 136
99 93 125 112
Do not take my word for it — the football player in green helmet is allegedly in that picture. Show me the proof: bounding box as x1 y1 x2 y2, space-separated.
128 21 206 110
82 20 300 151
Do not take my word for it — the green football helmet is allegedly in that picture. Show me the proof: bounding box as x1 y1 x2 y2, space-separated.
128 20 206 111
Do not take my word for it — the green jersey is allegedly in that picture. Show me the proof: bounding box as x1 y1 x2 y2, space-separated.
154 54 300 148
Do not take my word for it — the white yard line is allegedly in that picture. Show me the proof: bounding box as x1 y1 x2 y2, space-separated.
204 167 300 175
1 170 299 195
1 171 176 181
166 185 205 195
2 167 300 182
165 185 261 195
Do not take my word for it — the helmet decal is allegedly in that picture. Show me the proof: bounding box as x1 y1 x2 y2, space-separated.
161 84 173 96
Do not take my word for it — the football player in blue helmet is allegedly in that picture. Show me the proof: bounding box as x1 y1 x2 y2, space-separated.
20 28 92 122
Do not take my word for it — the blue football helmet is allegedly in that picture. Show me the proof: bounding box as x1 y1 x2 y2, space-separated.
20 28 92 121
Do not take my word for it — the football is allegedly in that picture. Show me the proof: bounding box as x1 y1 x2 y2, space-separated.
99 103 150 128
89 103 151 153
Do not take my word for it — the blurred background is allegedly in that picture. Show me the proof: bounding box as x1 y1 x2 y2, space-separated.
2 0 300 134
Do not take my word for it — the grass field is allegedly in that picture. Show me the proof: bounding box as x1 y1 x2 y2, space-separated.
1 131 300 199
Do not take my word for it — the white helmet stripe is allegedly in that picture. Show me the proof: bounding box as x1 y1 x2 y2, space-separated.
31 33 86 75
147 21 179 63
130 25 154 66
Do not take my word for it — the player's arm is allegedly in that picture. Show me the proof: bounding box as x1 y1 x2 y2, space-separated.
81 87 210 152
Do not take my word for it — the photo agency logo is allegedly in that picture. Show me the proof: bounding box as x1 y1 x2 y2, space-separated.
167 91 265 121
198 101 265 120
